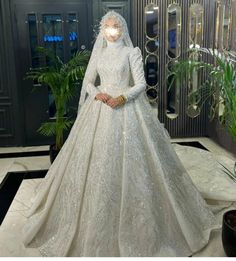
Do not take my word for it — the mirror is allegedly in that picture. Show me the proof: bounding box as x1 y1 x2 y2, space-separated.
145 2 159 103
188 4 203 118
145 54 158 87
222 3 232 50
145 40 158 53
145 3 159 40
186 52 202 118
215 1 222 49
166 76 180 119
218 94 225 123
207 92 223 122
166 3 181 59
189 3 204 47
186 104 201 118
166 60 180 119
146 87 158 103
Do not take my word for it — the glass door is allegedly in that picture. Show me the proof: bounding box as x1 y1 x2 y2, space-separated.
13 1 90 145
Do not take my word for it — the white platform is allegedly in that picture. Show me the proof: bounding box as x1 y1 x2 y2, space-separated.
0 137 236 257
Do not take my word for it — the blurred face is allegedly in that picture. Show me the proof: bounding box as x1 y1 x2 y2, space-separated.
102 17 123 42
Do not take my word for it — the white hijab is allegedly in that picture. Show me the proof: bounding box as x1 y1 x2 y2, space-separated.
77 10 134 114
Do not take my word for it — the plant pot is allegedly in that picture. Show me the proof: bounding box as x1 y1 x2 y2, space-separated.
222 209 236 257
49 144 61 163
208 119 236 157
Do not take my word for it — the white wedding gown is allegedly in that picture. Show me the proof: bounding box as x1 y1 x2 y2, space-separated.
21 40 221 257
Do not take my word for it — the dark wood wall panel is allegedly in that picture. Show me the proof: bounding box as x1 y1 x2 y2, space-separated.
131 0 219 138
0 0 20 146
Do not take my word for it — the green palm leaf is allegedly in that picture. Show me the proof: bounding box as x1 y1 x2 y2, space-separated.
25 46 90 149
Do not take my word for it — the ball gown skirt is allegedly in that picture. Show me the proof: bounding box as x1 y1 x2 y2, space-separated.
21 85 221 257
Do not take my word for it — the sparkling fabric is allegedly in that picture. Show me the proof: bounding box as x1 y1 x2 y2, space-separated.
21 42 221 257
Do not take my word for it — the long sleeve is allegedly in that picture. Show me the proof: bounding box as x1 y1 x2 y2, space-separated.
83 56 100 100
122 47 146 102
78 51 101 114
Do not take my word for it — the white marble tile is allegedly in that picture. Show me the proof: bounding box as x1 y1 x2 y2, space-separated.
8 179 43 210
1 179 43 227
0 179 43 257
173 143 236 201
171 137 236 160
8 156 51 172
0 228 41 257
0 158 16 184
0 145 49 153
0 156 51 186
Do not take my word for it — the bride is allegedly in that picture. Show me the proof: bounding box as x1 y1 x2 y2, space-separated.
21 10 221 257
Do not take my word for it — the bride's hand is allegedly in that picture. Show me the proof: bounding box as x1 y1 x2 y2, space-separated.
95 93 112 103
106 97 122 108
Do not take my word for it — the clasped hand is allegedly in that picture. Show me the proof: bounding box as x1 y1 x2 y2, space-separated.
95 93 124 108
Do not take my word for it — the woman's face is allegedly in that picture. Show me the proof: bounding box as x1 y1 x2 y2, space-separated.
102 17 123 42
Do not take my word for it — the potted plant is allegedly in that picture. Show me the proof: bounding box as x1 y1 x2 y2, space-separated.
25 46 90 163
168 47 236 256
220 163 236 256
168 47 236 149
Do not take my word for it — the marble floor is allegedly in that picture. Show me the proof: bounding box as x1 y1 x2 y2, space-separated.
0 137 236 257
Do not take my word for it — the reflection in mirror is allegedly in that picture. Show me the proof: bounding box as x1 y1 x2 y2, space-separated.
145 3 159 39
42 14 66 119
187 86 201 118
207 92 225 124
43 14 64 63
166 76 179 119
167 3 181 59
218 93 225 122
165 61 179 119
146 87 158 103
145 40 158 53
186 52 201 118
215 2 222 49
188 2 203 119
222 4 232 50
186 104 201 118
68 14 78 57
189 4 204 47
145 54 158 87
28 14 40 68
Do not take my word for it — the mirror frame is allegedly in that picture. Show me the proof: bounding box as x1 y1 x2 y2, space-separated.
187 3 204 118
144 2 159 104
165 2 182 120
145 39 158 54
165 60 180 120
145 54 159 87
166 3 182 60
222 3 232 51
145 3 159 40
146 87 158 104
189 3 204 47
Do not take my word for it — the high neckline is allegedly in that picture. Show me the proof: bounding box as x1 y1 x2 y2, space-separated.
106 37 124 49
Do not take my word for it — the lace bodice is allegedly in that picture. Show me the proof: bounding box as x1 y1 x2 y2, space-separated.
85 42 147 102
97 47 131 89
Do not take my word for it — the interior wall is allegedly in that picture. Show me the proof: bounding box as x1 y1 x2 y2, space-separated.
0 0 22 146
131 0 218 138
0 0 235 146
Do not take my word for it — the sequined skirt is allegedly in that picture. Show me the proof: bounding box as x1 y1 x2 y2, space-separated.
21 90 221 257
